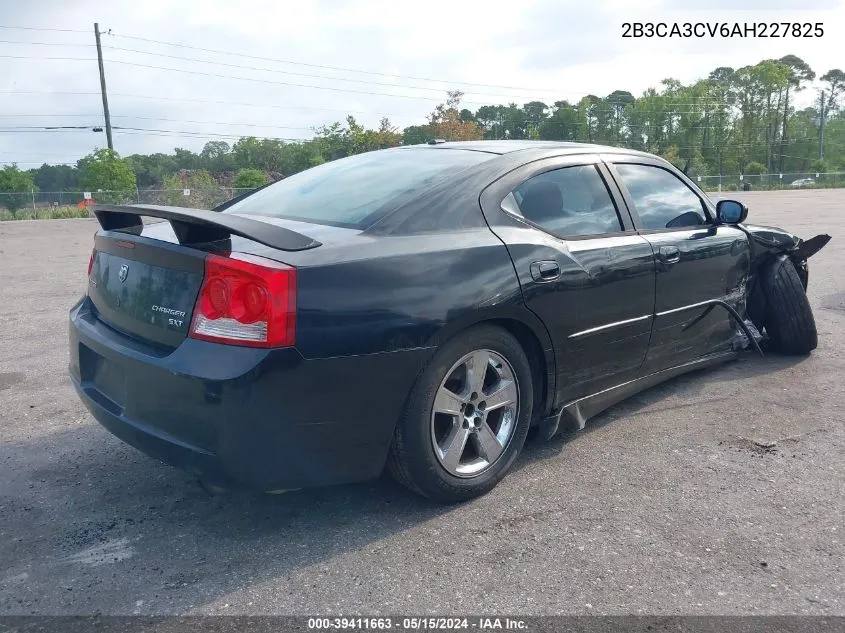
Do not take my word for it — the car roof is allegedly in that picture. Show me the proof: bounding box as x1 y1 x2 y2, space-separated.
407 139 656 159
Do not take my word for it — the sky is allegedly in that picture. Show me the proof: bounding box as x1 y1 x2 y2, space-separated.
1 0 844 168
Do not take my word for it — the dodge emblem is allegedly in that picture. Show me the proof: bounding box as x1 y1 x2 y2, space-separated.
118 264 129 283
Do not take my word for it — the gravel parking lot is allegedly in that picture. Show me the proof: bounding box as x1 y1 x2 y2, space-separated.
0 190 842 616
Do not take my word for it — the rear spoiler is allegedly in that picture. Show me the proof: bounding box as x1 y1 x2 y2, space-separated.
91 204 321 252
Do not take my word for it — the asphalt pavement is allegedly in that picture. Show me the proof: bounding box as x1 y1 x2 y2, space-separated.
0 189 842 615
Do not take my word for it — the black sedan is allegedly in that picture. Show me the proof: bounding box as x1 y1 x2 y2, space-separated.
69 140 830 502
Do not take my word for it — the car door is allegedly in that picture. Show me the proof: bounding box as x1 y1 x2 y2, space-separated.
479 153 656 405
605 157 750 372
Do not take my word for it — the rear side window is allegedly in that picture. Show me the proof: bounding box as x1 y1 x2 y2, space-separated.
613 164 709 230
223 148 493 228
510 165 623 238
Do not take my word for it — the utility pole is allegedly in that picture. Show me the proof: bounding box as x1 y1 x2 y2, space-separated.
94 22 113 151
818 89 826 161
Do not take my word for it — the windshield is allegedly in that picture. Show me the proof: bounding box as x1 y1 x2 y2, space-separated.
222 148 494 228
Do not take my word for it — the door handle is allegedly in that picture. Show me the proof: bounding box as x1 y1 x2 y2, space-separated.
530 260 561 282
658 246 681 265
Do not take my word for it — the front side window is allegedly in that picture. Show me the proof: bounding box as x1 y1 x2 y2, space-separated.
509 165 623 238
613 164 709 230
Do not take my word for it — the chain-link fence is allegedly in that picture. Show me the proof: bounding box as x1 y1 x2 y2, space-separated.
694 172 844 192
0 186 258 219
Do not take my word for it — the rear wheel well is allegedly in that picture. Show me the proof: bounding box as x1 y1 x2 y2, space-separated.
486 318 549 422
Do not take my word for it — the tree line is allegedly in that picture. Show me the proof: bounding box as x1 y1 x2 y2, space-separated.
1 54 843 213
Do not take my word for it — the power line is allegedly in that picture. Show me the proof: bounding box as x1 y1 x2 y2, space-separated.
0 85 759 114
111 115 314 131
0 113 100 117
100 44 733 108
1 34 820 110
0 26 89 34
0 151 84 156
112 128 307 141
106 32 594 95
0 38 93 47
113 125 308 136
6 55 738 112
110 94 415 117
0 161 79 165
0 128 99 133
0 54 547 103
101 44 544 98
0 91 101 96
0 125 98 130
0 90 742 118
0 90 416 118
103 58 503 103
100 32 773 107
0 54 95 61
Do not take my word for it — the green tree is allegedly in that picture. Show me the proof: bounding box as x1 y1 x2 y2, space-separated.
809 158 829 174
231 137 287 172
578 95 601 143
820 69 845 113
161 170 225 209
475 105 505 139
32 164 80 192
777 55 815 170
522 101 549 139
744 160 766 185
539 101 580 141
172 147 202 171
200 140 231 161
604 90 635 145
233 168 268 189
426 92 483 141
313 116 401 159
78 149 136 204
127 152 178 188
200 141 236 173
0 165 35 216
459 109 476 123
402 125 430 145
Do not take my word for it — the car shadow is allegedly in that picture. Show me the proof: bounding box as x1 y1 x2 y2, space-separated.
0 350 810 614
516 349 810 468
1 421 454 614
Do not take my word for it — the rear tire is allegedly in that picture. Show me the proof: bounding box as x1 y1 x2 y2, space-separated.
387 325 533 503
762 255 818 355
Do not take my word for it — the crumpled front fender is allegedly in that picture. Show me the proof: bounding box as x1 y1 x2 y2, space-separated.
742 223 831 269
741 224 830 328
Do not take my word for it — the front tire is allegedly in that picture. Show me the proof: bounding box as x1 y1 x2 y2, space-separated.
387 325 534 503
762 255 818 355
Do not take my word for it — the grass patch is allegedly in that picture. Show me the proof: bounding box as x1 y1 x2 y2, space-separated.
0 206 92 221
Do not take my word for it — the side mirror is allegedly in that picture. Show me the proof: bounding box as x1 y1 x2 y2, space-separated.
716 199 748 225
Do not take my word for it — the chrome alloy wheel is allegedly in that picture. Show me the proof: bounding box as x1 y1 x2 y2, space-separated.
430 349 520 478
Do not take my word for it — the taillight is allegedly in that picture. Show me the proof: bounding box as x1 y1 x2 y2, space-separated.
189 253 296 348
88 249 95 277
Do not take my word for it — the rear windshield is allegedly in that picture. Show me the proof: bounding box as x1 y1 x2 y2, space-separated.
222 148 493 228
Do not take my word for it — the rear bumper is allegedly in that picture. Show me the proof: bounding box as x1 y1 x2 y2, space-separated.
69 297 430 490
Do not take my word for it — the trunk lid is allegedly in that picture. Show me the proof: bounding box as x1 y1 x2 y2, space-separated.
88 235 206 348
87 204 344 348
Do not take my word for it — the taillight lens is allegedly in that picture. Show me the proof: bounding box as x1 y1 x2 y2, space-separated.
189 253 296 348
88 249 96 277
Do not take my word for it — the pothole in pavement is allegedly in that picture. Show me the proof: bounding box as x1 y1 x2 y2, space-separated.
722 436 780 456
